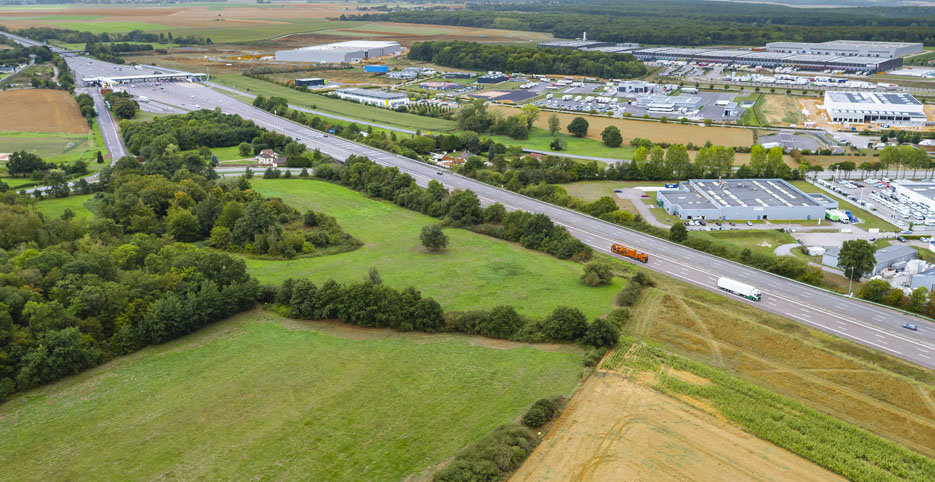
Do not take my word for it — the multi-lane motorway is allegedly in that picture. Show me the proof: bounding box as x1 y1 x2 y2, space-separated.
49 51 935 369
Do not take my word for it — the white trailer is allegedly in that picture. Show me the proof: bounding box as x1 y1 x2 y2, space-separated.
717 277 761 301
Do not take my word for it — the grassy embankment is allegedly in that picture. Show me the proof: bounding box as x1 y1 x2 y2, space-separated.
212 74 456 133
0 310 583 481
247 179 620 319
213 74 635 160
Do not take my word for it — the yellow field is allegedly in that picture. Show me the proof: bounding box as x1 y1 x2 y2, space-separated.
490 105 754 147
0 89 89 134
513 371 842 482
628 274 935 458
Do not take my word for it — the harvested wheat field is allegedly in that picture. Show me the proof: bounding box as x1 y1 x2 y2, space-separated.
490 105 754 147
512 371 842 482
0 89 88 134
629 276 935 459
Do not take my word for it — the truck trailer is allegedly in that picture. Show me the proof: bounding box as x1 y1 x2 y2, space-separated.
717 277 761 301
611 243 648 263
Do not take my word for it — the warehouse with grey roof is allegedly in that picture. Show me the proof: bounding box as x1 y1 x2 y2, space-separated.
656 179 836 221
275 41 401 63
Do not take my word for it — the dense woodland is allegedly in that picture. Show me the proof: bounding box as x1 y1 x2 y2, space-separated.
348 0 935 46
0 44 51 67
408 41 647 79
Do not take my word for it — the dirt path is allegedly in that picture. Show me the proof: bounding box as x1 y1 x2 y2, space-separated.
511 372 843 482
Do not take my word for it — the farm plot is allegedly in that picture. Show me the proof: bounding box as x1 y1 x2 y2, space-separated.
513 371 843 482
0 310 583 481
490 105 754 147
0 90 89 134
246 179 621 320
627 272 935 459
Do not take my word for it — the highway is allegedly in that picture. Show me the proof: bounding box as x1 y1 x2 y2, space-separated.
61 53 935 369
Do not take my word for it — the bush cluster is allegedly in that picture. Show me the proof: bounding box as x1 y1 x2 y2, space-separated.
433 424 537 482
522 397 561 428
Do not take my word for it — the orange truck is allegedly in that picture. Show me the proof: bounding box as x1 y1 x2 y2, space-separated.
611 243 648 263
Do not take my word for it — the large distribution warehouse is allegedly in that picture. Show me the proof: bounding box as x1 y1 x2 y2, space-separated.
630 40 919 73
275 41 401 63
656 179 836 221
823 91 927 126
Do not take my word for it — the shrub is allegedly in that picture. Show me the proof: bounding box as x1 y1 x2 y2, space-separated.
522 397 560 428
581 261 613 286
433 424 536 482
584 318 620 348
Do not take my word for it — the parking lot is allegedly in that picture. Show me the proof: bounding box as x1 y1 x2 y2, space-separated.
814 178 920 231
534 87 747 121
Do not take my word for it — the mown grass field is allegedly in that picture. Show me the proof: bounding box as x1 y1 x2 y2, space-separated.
247 179 621 319
0 310 583 481
486 128 636 161
623 270 935 460
212 74 458 133
33 194 94 221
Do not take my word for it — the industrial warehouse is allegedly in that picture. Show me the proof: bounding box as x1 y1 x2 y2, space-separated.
333 88 410 109
275 41 402 63
656 179 836 221
823 91 927 126
542 39 920 73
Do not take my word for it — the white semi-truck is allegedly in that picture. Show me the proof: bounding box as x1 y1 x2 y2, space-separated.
717 277 761 301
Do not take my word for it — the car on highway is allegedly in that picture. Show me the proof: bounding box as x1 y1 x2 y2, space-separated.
436 171 444 175
746 221 753 226
897 236 907 242
903 323 918 331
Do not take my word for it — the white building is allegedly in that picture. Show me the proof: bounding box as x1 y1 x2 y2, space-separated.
275 41 401 63
766 40 922 58
823 91 927 126
334 88 410 109
893 181 935 212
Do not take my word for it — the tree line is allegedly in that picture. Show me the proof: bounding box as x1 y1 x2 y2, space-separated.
312 155 591 261
0 45 51 67
348 0 935 46
85 42 154 65
6 26 210 46
408 41 647 79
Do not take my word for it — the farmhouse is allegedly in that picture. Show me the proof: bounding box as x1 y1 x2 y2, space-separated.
256 149 286 167
334 88 410 109
823 91 927 126
656 178 835 221
275 41 401 63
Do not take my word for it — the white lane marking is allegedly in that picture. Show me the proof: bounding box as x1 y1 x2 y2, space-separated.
789 314 902 355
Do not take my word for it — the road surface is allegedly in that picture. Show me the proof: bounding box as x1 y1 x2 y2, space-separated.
60 53 935 369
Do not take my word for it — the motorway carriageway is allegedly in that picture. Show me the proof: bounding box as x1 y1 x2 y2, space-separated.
66 57 935 369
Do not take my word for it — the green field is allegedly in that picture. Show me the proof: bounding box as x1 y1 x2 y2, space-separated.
486 128 635 161
1 126 107 187
0 310 583 481
247 179 621 319
213 74 457 133
790 180 898 232
33 194 94 221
